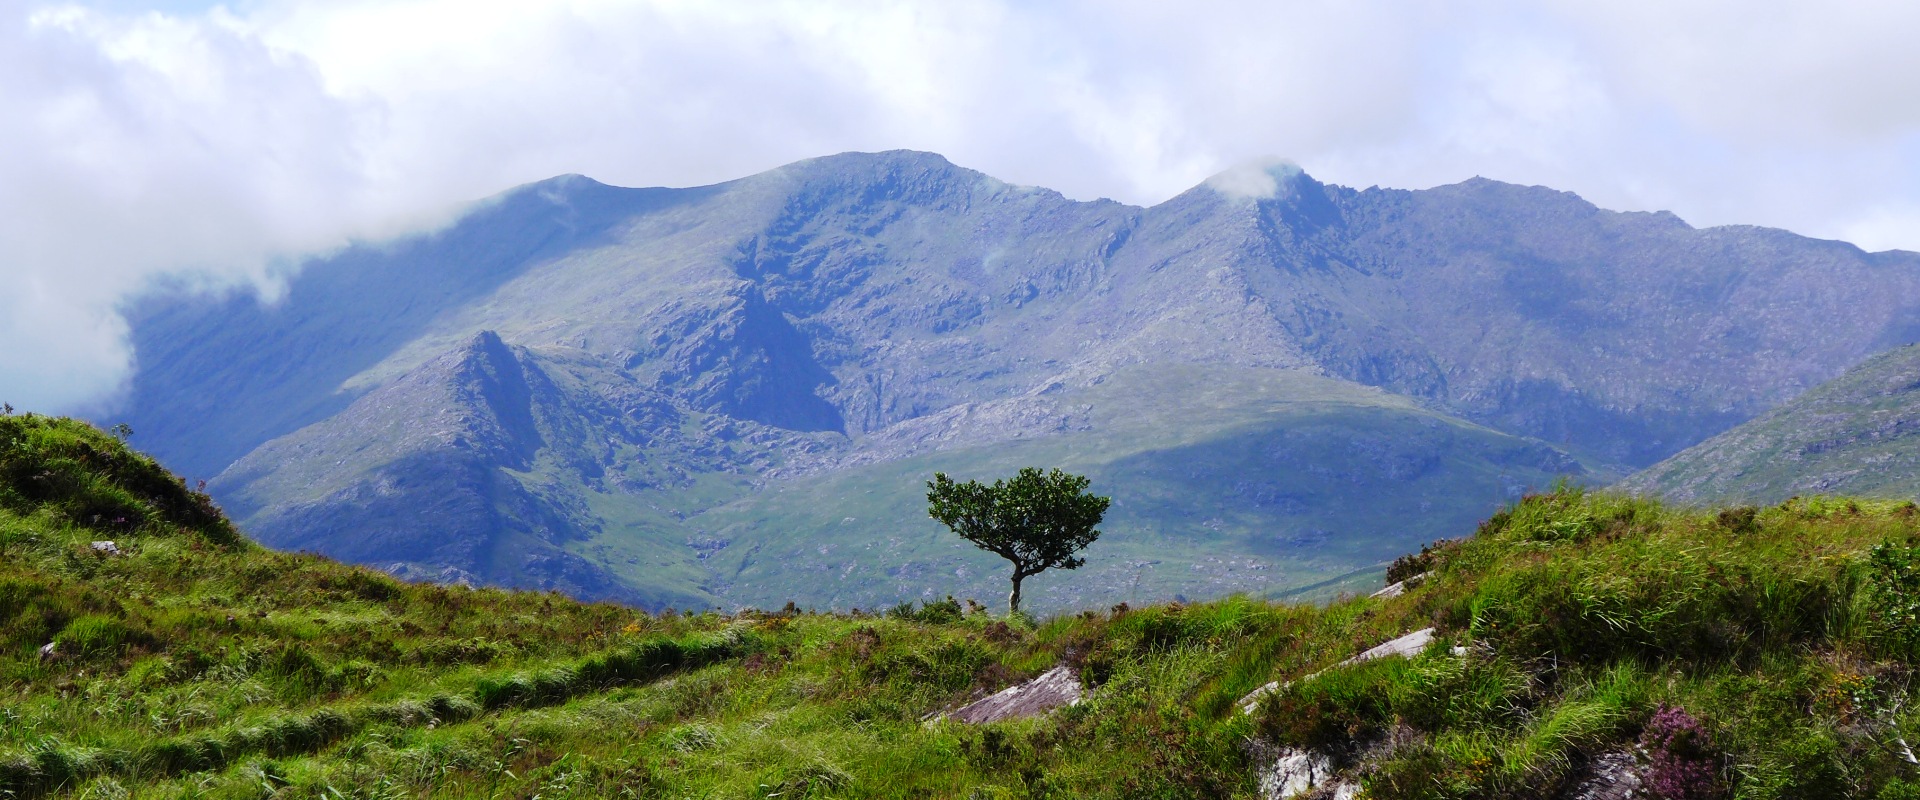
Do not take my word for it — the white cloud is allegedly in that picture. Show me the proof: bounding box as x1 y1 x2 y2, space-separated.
1837 203 1920 254
3 0 1920 412
1205 160 1303 202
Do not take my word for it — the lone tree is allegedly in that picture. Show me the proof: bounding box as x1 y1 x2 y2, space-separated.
926 467 1110 614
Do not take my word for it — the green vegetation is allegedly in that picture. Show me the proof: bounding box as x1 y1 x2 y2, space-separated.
10 413 1920 797
927 468 1110 613
1624 342 1920 505
692 363 1583 613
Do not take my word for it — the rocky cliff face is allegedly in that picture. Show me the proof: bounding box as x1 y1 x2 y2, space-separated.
115 151 1920 609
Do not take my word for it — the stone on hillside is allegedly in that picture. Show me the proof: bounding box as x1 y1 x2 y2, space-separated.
1239 628 1441 713
1256 748 1358 800
945 666 1083 724
37 642 58 661
1564 751 1643 800
90 541 120 556
387 562 479 589
1343 627 1435 664
1240 679 1284 714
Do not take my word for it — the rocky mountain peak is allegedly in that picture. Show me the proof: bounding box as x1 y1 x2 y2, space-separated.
118 150 1920 612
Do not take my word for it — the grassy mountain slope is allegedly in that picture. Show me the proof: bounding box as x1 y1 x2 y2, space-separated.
209 332 744 610
688 363 1581 612
13 415 1920 798
117 151 1920 611
1622 343 1920 505
218 354 1581 612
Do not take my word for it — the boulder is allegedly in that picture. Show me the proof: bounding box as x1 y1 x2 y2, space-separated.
90 541 120 556
943 665 1083 724
1255 748 1359 799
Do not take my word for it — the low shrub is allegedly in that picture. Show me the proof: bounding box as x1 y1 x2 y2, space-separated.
1870 538 1920 656
1714 506 1760 536
1639 706 1724 800
1254 659 1405 761
886 597 965 624
1387 541 1452 584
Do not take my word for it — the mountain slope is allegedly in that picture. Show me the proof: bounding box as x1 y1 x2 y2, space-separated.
122 176 686 481
1621 343 1920 504
12 416 1920 799
115 151 1920 609
211 331 717 609
688 363 1579 612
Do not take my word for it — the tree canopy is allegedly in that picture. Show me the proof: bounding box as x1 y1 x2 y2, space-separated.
926 467 1109 614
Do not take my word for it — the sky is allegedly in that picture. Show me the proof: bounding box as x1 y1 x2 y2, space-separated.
4 0 1920 414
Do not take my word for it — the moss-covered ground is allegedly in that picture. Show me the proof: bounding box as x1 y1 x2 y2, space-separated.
7 413 1920 798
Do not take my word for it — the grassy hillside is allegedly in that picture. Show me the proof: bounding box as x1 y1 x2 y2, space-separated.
11 413 1920 798
665 363 1583 612
1624 343 1920 505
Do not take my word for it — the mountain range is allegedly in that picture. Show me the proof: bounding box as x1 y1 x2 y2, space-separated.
112 151 1920 611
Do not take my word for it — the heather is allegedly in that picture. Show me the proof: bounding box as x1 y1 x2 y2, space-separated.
7 414 1920 798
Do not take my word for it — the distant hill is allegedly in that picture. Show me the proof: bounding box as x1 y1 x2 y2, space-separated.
11 414 1920 799
1621 343 1920 504
113 151 1920 609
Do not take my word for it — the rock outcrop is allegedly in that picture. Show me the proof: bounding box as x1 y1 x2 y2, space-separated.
944 666 1083 724
1563 751 1644 800
1240 627 1440 714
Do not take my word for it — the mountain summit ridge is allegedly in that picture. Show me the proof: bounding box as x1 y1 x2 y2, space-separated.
114 150 1920 609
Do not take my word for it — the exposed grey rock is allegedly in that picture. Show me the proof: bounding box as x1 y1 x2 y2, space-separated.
387 562 479 588
1240 680 1285 715
90 541 120 556
1563 751 1644 800
1241 628 1440 713
944 666 1083 724
37 642 58 661
1369 571 1428 599
1255 747 1362 800
1346 627 1436 663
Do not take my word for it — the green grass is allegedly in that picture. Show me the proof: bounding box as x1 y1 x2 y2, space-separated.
683 363 1580 613
9 412 1920 797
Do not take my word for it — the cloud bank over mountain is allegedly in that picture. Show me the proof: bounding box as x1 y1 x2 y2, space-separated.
6 0 1920 411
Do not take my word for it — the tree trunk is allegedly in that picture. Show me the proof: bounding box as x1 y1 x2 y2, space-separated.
1008 572 1025 615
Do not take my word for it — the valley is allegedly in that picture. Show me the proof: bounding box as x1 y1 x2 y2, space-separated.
111 151 1920 611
